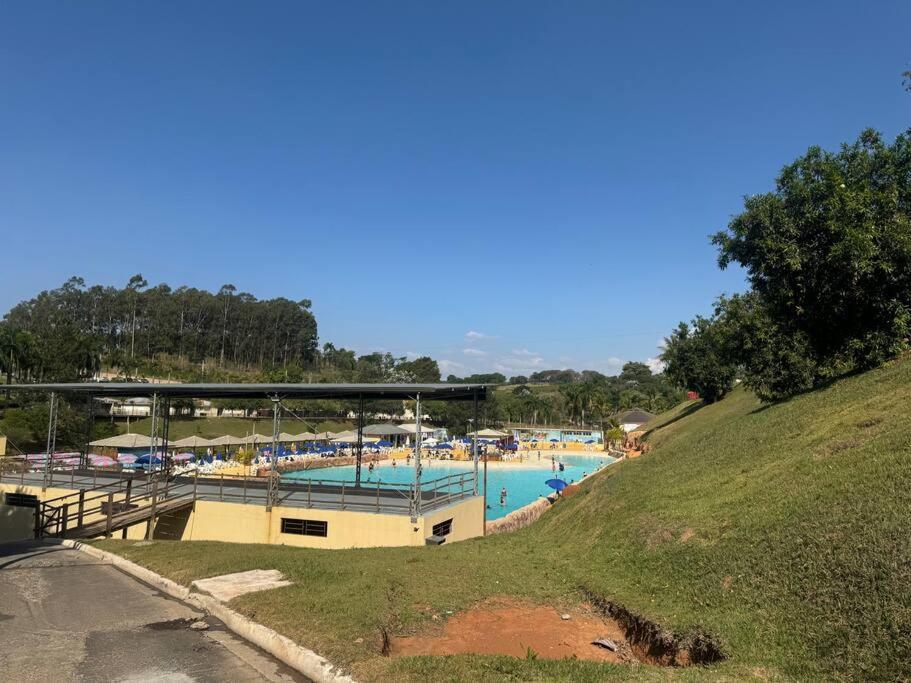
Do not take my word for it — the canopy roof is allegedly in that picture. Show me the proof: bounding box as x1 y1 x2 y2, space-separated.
470 428 509 438
362 423 410 436
332 434 380 444
8 382 487 401
89 433 163 448
397 423 438 434
207 435 247 446
617 408 657 425
169 435 214 448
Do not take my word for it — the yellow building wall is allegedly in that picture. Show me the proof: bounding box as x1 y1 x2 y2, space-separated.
0 481 484 549
419 496 485 544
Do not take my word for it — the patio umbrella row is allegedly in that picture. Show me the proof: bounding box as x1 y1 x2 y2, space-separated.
89 422 439 450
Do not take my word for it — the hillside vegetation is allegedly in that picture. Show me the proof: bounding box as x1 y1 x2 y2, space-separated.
96 356 911 681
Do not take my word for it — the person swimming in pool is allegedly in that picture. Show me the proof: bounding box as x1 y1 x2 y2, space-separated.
392 459 397 468
500 487 507 506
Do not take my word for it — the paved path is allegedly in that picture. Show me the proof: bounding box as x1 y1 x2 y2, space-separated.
0 540 308 682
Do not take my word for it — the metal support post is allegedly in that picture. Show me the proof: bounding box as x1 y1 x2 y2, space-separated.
105 492 114 538
472 391 479 495
82 393 94 471
145 479 158 540
43 392 58 491
147 393 159 482
160 396 171 476
355 393 364 486
266 396 281 511
413 393 422 521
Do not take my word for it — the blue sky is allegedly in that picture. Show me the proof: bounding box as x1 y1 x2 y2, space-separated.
1 2 909 378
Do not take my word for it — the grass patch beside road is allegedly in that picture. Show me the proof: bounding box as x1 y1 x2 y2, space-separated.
95 357 911 681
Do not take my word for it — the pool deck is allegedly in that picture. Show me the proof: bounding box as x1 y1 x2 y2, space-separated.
4 469 476 516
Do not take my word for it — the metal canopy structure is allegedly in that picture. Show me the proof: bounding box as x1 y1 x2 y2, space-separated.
9 381 489 521
5 382 488 401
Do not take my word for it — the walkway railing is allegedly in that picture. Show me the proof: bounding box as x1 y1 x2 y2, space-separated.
2 459 478 518
168 469 477 514
34 473 196 539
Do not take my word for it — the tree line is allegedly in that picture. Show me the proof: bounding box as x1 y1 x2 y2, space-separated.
1 274 683 450
662 127 911 403
1 276 318 383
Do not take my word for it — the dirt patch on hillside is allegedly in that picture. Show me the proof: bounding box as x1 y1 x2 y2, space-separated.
390 597 636 663
584 590 725 666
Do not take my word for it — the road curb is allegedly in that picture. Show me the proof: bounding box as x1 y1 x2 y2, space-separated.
61 540 356 683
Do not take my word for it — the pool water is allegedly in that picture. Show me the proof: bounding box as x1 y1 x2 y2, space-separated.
282 453 615 519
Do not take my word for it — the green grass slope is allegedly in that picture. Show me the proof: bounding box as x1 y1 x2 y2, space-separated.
96 357 911 681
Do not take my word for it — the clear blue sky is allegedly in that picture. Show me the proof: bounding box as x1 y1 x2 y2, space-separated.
1 2 908 378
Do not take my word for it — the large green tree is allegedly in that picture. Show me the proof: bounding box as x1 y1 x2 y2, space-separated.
713 128 911 399
661 315 737 404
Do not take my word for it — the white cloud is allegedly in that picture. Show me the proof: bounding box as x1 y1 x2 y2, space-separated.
646 357 665 373
493 352 546 374
606 356 624 369
465 330 487 340
438 359 465 374
463 348 487 356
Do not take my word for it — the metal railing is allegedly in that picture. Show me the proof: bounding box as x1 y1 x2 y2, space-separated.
167 469 477 515
34 473 196 539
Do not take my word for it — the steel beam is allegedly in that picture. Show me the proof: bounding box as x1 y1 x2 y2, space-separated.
472 391 479 495
42 392 58 490
413 393 422 521
266 396 281 510
355 393 364 486
147 393 159 482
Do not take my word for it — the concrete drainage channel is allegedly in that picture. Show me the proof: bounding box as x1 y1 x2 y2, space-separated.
61 540 357 683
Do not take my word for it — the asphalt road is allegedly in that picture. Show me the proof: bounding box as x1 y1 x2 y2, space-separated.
0 540 308 682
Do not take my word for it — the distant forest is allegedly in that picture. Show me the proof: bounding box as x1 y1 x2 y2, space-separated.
0 276 680 449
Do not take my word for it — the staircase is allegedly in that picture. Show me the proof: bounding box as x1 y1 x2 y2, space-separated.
36 474 197 540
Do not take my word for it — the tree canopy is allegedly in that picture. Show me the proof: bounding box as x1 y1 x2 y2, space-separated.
665 127 911 403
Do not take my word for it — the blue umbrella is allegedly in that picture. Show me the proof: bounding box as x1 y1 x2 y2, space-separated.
135 454 162 465
376 439 393 447
585 439 596 444
549 438 559 442
505 443 518 450
435 443 453 450
545 478 568 492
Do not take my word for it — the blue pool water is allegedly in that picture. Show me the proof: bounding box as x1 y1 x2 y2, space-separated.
283 453 615 519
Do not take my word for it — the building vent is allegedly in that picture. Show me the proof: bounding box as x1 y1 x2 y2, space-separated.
4 492 39 508
280 518 328 537
431 518 453 537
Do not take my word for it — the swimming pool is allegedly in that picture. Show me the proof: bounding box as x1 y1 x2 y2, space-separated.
282 453 615 519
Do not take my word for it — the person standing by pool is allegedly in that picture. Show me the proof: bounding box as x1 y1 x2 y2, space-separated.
500 487 507 506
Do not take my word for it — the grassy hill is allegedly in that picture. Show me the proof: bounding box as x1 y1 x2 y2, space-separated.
95 356 911 681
